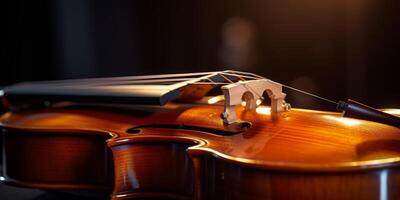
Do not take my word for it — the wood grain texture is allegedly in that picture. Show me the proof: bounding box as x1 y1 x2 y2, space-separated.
192 155 400 200
111 142 194 199
0 103 399 199
1 129 113 190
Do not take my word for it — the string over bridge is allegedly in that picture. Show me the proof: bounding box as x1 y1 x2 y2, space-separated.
220 79 289 124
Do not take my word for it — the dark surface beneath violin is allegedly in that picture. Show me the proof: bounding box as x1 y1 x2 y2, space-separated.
0 183 106 200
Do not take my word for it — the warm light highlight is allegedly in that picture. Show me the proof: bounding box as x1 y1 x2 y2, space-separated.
322 115 361 126
207 95 224 104
381 109 400 115
256 106 271 115
241 99 262 107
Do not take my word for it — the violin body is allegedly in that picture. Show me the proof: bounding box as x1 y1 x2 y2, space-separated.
1 102 400 200
0 71 399 199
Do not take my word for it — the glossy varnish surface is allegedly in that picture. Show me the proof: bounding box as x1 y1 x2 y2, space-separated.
1 103 400 199
194 156 400 200
1 129 113 190
111 142 194 200
2 104 399 170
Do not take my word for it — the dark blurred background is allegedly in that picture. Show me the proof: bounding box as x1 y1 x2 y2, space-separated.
1 0 399 110
0 0 399 199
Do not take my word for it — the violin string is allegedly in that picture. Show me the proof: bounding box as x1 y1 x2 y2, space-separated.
223 72 339 106
218 72 338 105
188 82 227 85
191 73 338 106
29 71 261 88
219 72 260 80
17 69 338 106
204 77 217 84
26 78 200 88
73 77 197 85
270 81 338 105
30 71 218 86
230 72 247 81
218 73 235 83
223 70 265 79
286 86 338 105
28 71 259 87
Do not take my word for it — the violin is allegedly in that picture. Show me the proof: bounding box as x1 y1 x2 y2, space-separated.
0 70 399 200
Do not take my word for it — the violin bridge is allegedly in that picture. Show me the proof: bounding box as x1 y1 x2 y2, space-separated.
220 79 289 124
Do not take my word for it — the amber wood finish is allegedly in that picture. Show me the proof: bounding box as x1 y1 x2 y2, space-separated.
193 156 400 200
111 142 194 199
0 104 399 199
1 128 113 191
